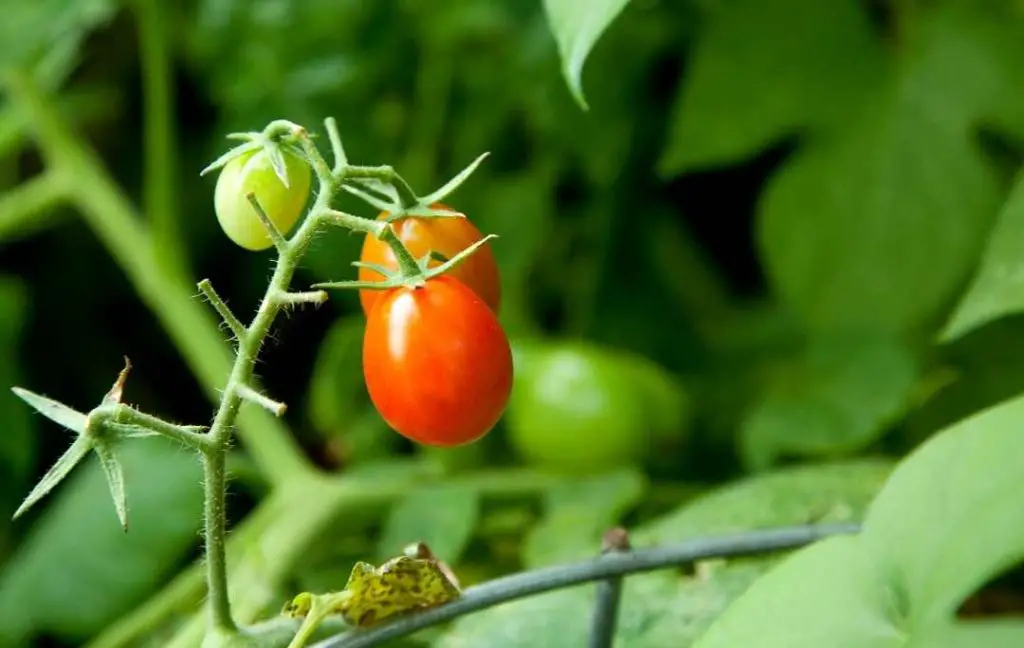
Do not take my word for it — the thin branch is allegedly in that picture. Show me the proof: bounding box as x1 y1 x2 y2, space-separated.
312 524 860 648
272 289 329 307
236 384 287 417
246 192 287 251
324 117 347 172
197 279 247 342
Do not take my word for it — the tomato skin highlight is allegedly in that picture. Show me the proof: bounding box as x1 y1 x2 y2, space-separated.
362 275 513 447
358 204 501 316
214 148 311 251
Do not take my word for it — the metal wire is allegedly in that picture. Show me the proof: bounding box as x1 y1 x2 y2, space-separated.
311 522 860 648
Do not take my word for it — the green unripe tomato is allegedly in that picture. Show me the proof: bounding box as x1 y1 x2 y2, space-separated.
506 339 692 474
213 147 312 251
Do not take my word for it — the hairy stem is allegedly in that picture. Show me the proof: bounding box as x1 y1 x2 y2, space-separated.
3 70 312 485
203 451 235 632
91 404 212 451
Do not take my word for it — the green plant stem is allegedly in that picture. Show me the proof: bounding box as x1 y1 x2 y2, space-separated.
133 0 184 277
343 165 419 208
0 169 69 242
3 69 312 486
378 226 426 277
314 524 859 648
87 468 568 648
203 450 235 632
91 403 212 451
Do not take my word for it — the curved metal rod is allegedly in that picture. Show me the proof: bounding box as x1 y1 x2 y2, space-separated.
311 522 860 648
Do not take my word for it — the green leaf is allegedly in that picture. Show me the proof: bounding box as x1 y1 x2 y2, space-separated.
377 484 480 564
941 172 1024 341
523 468 646 567
637 459 892 544
862 392 1024 628
741 333 918 470
909 621 1024 648
754 4 1021 333
541 0 633 109
692 535 902 648
434 460 891 648
659 0 882 175
0 437 203 644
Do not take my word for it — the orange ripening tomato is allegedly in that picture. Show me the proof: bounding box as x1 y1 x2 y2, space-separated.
357 204 501 316
362 275 513 447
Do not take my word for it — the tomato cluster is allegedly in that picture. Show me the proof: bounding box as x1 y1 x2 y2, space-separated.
358 208 512 447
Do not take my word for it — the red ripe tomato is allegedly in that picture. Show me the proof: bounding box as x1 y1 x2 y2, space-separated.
357 204 501 317
362 275 513 447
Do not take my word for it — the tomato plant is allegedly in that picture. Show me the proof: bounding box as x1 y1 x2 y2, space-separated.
213 147 312 251
357 204 501 315
506 340 692 473
362 275 513 447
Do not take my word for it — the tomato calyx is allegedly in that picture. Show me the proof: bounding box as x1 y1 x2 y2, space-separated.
312 233 498 294
200 120 308 191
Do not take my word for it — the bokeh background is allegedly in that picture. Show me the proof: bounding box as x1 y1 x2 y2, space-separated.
1 0 1024 646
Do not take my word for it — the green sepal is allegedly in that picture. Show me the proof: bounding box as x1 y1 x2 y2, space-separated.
12 434 93 520
200 139 262 177
263 141 291 189
11 386 87 434
93 440 129 531
421 235 498 280
351 260 398 277
312 277 417 292
419 153 490 206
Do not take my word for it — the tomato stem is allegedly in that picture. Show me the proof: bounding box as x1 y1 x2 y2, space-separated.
378 224 427 278
343 164 420 209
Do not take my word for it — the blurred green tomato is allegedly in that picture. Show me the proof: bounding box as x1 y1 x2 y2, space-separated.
506 339 691 473
214 147 312 251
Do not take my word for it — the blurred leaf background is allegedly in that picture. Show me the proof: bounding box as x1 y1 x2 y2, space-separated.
0 0 1023 646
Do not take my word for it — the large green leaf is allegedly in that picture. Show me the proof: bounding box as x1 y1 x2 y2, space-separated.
659 0 881 175
541 0 633 109
909 621 1024 648
377 484 480 565
0 437 202 644
522 468 646 567
941 173 1024 341
862 392 1024 628
692 536 902 648
725 3 1020 334
637 459 891 544
433 460 891 648
740 333 918 470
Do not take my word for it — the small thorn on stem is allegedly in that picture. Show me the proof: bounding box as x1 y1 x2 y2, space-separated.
236 384 287 417
103 356 133 405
